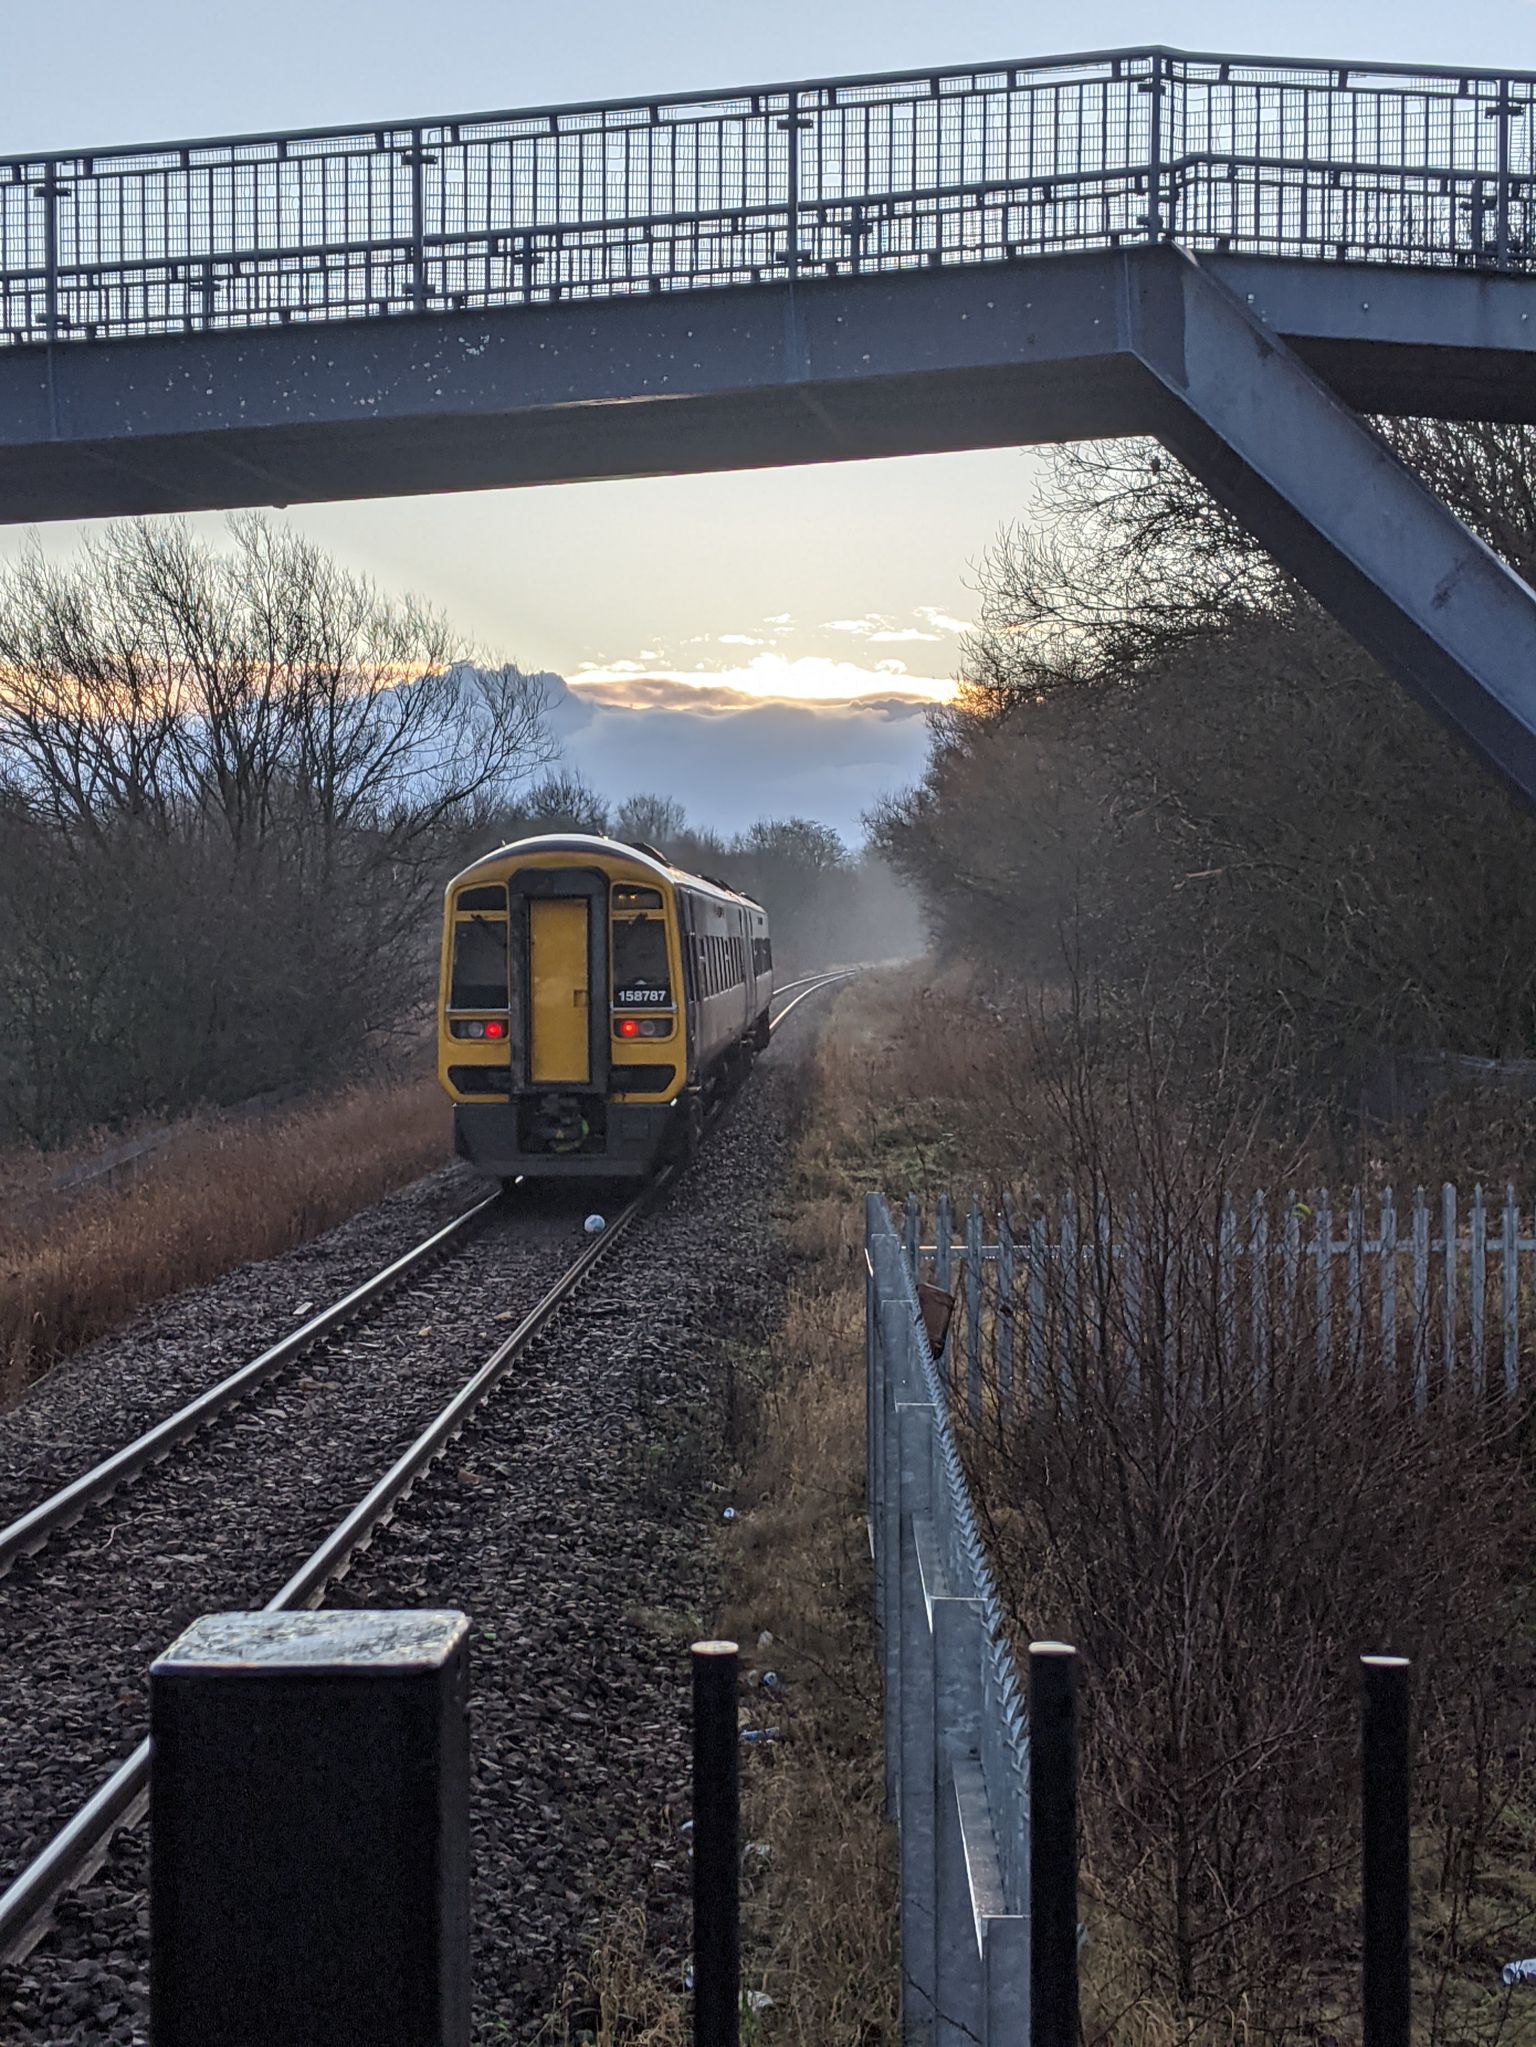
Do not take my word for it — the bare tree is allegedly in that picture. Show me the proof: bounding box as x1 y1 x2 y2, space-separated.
0 516 554 1141
873 428 1536 1091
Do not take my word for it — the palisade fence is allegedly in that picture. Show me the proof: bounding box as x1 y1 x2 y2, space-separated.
906 1181 1536 1425
867 1181 1502 2045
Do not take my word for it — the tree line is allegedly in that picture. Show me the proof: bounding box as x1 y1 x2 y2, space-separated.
485 776 915 979
871 422 1536 1112
0 516 907 1148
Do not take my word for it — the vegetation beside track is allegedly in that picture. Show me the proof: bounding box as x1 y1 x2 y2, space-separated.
756 968 1536 2047
0 1076 453 1405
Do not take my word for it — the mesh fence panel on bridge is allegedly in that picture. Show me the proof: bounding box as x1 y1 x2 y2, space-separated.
1 48 1533 345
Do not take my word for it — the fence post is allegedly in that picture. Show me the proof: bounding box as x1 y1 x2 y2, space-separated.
965 1200 983 1427
1144 51 1166 241
899 1407 939 2044
1059 1195 1078 1412
1470 1183 1487 1398
1411 1188 1430 1411
1250 1190 1269 1394
933 1597 986 2047
1027 1211 1048 1408
1029 1642 1079 2047
692 1640 741 2047
998 1202 1017 1425
150 1609 470 2047
1440 1183 1457 1395
867 1232 878 1572
1283 1191 1301 1336
1502 1185 1519 1399
1380 1189 1398 1378
936 1194 953 1295
1361 1655 1411 2047
1347 1188 1364 1374
905 1191 921 1273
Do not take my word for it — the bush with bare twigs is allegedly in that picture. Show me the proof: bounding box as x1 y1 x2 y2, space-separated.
948 1005 1536 2044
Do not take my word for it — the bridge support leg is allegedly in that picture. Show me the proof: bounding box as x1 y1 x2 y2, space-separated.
1128 247 1536 807
150 1608 471 2047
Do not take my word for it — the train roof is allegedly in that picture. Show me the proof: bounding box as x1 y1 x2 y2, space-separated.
448 834 764 911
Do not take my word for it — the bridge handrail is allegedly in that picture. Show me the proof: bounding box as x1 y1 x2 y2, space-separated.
3 43 1532 348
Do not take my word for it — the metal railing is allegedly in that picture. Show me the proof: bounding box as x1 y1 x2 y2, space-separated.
2 45 1533 348
866 1192 1030 2043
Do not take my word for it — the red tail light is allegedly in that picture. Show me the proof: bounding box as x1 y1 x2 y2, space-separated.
484 1019 507 1039
617 1018 641 1038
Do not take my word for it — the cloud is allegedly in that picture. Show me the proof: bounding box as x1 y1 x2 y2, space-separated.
571 650 955 708
819 607 970 645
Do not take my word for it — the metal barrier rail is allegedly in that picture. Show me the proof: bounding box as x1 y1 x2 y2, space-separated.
2 45 1533 347
866 1191 1029 2043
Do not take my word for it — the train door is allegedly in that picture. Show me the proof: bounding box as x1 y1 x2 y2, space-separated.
528 897 591 1084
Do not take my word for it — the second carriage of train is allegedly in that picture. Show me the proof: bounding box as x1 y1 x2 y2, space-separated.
437 834 772 1182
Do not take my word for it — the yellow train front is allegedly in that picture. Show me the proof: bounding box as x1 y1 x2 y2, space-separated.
438 835 773 1182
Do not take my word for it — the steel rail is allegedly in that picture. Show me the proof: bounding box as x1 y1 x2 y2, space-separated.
0 1176 658 1965
0 1191 501 1581
0 969 853 1964
769 968 858 1028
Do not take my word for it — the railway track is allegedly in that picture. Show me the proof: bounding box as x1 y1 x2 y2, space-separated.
0 967 853 1969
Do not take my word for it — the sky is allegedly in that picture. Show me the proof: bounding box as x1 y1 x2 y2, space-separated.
4 0 1533 842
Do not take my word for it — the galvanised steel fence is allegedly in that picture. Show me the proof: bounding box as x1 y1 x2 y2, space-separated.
909 1182 1536 1427
866 1192 1030 2045
2 46 1534 347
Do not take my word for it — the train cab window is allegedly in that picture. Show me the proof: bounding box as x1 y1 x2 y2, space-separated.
614 886 664 912
612 916 672 1007
450 915 508 1010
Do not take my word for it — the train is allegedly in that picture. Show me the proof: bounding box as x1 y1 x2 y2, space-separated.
437 834 772 1182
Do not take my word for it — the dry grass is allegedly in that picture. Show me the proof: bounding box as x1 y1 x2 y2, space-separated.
802 968 1536 2047
1 1076 453 1405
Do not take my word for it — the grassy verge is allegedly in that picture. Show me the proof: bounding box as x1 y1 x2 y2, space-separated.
1 1076 453 1405
561 967 1536 2046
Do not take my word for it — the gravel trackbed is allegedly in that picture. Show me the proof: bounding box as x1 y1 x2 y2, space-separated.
0 1024 808 2044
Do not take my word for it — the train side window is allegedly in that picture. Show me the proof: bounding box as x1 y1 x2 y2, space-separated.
450 915 508 1009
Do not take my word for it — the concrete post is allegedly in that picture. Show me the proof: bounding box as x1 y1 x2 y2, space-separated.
150 1609 470 2047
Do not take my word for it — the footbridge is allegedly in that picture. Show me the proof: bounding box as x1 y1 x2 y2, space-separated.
3 47 1536 798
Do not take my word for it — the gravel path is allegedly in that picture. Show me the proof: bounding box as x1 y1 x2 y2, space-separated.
0 1016 814 2044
